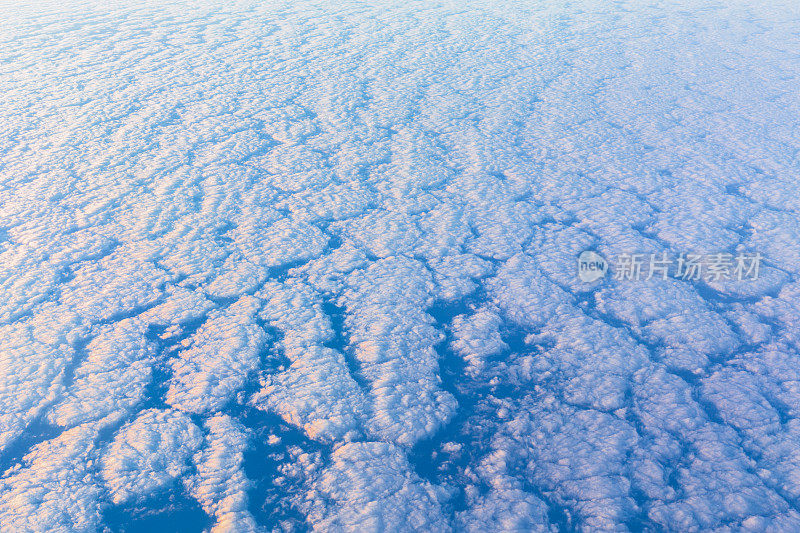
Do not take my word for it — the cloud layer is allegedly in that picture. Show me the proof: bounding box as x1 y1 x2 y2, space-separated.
1 0 800 530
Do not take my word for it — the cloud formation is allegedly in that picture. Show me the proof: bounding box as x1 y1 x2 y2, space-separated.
1 0 799 530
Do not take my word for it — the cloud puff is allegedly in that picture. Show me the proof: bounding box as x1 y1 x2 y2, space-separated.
167 296 266 414
0 422 104 532
48 318 156 429
340 257 457 445
250 281 369 442
305 442 451 532
185 415 259 533
101 408 203 505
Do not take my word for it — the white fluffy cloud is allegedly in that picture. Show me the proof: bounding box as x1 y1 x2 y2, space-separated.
185 416 259 533
101 409 203 504
305 442 451 532
167 296 267 414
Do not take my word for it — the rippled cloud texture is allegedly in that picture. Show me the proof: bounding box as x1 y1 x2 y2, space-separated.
2 0 800 531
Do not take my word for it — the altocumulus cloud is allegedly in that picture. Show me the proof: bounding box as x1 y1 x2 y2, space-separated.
1 0 800 530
